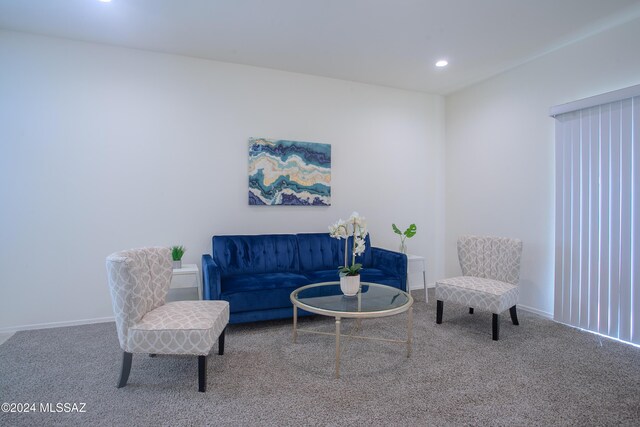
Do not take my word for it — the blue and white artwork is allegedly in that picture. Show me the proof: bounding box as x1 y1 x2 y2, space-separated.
248 138 331 206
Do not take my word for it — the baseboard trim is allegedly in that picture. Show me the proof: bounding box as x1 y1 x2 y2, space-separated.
518 304 553 319
0 316 114 335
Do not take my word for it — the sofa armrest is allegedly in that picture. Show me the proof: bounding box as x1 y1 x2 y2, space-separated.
371 247 408 292
202 254 222 300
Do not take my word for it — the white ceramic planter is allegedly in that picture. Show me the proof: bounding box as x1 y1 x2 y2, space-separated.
340 275 361 296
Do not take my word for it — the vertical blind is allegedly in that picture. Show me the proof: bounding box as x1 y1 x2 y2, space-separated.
552 86 639 345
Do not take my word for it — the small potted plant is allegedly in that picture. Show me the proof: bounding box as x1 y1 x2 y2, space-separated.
392 223 417 254
329 212 368 296
170 245 186 269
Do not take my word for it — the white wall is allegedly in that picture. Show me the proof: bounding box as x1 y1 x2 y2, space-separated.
0 31 445 331
445 17 640 317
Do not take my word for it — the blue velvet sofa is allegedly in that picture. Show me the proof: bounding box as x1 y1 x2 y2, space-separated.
202 233 407 324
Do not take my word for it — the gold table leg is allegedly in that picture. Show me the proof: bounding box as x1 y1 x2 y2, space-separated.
293 305 298 343
335 317 341 379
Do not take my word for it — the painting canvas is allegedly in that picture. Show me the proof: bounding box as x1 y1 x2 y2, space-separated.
248 138 331 206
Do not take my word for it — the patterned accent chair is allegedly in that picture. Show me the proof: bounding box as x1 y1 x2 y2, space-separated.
435 236 523 340
106 247 229 392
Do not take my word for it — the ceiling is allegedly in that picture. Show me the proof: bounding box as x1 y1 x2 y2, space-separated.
1 0 640 94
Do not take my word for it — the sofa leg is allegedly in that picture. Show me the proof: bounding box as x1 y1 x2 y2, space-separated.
198 355 207 392
218 327 226 356
509 305 519 325
492 314 500 341
436 300 443 324
469 307 474 314
149 354 157 358
117 351 132 388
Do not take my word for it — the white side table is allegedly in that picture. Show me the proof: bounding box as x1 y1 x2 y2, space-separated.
406 254 427 302
171 264 202 300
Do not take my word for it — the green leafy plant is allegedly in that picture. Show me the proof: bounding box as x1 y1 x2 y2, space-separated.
170 245 186 261
392 223 417 252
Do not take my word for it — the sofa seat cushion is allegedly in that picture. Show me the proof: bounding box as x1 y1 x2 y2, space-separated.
221 272 310 313
305 268 402 289
304 269 341 284
128 300 229 355
435 276 518 313
221 272 309 293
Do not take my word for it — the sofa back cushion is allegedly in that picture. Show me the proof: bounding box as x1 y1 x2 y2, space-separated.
213 234 299 276
297 233 344 271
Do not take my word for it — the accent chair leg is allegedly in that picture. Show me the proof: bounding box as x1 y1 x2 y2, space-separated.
218 327 226 356
149 354 157 357
509 305 519 325
117 351 132 388
492 314 500 341
469 308 474 314
198 355 207 392
436 300 443 324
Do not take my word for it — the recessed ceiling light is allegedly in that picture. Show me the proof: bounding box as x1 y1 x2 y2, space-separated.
435 60 448 68
99 0 112 3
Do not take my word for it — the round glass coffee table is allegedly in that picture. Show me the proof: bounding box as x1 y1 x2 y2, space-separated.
290 281 413 378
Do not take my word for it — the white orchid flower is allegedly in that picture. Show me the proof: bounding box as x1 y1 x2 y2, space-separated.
330 212 368 272
357 219 368 235
329 219 348 239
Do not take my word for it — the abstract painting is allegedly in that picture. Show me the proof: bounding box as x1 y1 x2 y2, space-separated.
248 138 331 206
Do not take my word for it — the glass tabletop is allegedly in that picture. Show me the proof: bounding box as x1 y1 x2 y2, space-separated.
291 282 412 316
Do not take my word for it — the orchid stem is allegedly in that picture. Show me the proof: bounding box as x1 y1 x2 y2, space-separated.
344 236 348 268
352 219 357 267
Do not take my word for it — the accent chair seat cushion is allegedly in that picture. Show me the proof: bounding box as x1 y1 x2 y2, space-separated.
128 300 229 355
435 276 518 314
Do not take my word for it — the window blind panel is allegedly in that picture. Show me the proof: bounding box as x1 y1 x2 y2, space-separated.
598 104 611 336
618 98 633 342
554 89 640 344
554 118 568 322
554 90 638 345
562 116 575 324
633 96 640 344
570 113 581 326
579 108 591 329
563 116 575 324
608 100 621 339
588 106 600 331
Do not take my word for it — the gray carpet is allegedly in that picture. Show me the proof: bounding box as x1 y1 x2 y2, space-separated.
1 291 639 426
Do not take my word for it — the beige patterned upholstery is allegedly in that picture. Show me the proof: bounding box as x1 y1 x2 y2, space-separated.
435 235 523 340
435 276 518 313
457 235 522 286
106 247 229 355
128 301 229 355
106 247 229 392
